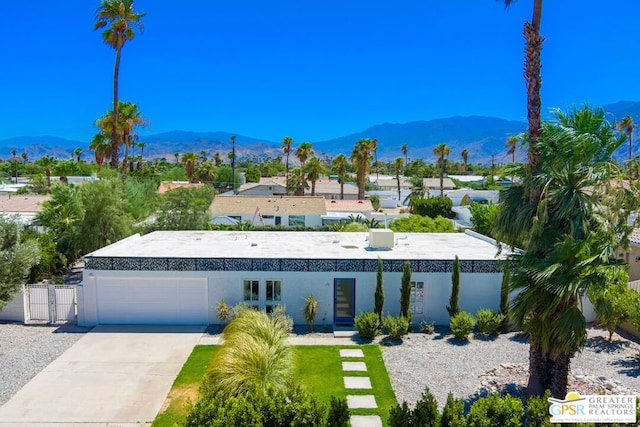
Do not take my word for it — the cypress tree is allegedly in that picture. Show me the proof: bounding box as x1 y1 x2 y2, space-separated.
374 258 385 323
400 261 412 323
446 255 460 317
500 264 511 333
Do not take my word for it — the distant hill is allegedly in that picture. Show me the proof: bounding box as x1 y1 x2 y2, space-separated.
315 116 527 164
2 101 640 164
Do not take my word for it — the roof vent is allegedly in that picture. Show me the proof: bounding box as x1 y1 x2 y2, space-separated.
251 242 258 247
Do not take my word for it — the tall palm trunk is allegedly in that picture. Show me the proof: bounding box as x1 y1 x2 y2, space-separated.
285 152 290 196
340 181 344 200
629 129 633 179
110 45 122 169
526 343 550 397
525 0 543 173
439 157 445 196
550 352 572 399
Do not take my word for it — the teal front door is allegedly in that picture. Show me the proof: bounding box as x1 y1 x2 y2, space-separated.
334 278 355 324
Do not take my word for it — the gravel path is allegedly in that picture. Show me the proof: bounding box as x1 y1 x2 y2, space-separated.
382 326 640 409
0 322 91 405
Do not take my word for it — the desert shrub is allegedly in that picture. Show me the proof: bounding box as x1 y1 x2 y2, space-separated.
186 382 326 427
419 320 435 334
476 308 505 336
526 390 553 427
206 309 292 398
355 312 382 339
385 315 409 339
230 302 253 321
326 396 350 427
469 201 498 237
412 386 440 426
303 293 319 332
440 393 465 427
369 194 380 211
390 214 456 232
466 394 524 427
450 311 476 340
271 305 294 333
216 298 231 323
340 222 369 232
589 282 640 341
413 196 453 219
389 402 412 427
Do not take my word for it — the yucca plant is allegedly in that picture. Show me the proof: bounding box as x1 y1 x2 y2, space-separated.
303 294 319 332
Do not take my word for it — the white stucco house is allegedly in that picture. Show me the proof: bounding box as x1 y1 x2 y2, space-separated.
78 230 511 327
209 195 327 227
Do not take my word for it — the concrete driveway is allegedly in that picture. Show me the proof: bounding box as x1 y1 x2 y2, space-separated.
0 324 205 427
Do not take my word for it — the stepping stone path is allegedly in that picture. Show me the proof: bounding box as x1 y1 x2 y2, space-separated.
339 348 382 427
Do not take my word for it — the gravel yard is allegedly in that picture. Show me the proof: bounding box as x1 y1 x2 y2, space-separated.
381 326 640 409
0 322 91 405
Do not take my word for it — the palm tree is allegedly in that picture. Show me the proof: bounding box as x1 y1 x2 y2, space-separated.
401 144 408 166
617 115 637 179
181 152 199 182
89 133 110 171
295 142 313 194
404 175 427 213
461 148 469 172
173 152 179 163
35 154 55 192
118 101 148 173
393 157 404 202
506 135 518 163
350 138 374 199
230 135 236 192
74 148 84 163
305 156 325 196
94 0 145 170
10 150 17 183
333 153 347 200
281 136 293 195
433 143 450 196
213 152 222 166
194 160 218 183
137 141 146 169
495 106 631 398
504 0 543 172
371 138 379 183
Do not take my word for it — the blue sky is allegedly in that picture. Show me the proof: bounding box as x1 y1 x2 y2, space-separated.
2 1 639 144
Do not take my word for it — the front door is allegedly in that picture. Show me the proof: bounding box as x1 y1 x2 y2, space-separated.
334 278 355 324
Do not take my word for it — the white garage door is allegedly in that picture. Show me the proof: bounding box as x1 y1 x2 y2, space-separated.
97 278 208 325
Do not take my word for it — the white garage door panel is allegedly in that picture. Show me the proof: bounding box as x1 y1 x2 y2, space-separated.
98 279 208 325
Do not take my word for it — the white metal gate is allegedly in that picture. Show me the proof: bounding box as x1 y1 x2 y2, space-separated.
25 284 77 323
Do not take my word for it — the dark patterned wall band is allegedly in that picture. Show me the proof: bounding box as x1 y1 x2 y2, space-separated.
85 257 502 273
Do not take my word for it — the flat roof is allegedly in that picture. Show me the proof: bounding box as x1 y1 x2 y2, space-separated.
87 230 508 261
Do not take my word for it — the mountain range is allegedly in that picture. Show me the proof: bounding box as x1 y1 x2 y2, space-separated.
2 101 639 165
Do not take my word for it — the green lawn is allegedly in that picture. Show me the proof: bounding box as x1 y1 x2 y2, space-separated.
152 345 218 427
154 344 397 426
293 345 397 426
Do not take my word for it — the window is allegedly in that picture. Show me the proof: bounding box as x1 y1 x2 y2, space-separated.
265 280 282 314
243 279 283 312
410 281 424 315
289 215 305 226
243 279 259 309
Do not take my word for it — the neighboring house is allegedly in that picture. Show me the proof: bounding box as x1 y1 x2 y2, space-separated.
372 176 456 192
249 177 359 200
323 199 375 225
209 195 326 226
158 181 205 194
79 229 512 327
0 193 50 225
236 180 287 196
621 228 640 283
